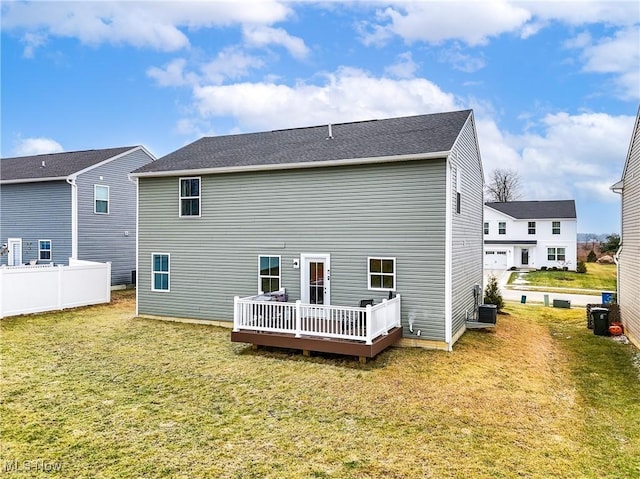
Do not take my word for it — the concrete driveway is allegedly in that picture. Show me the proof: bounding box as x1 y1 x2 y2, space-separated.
484 269 603 307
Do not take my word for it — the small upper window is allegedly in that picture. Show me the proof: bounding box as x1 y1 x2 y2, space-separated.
498 222 506 235
180 177 200 217
258 255 281 293
95 185 109 214
528 221 536 235
152 253 170 291
455 167 462 214
484 222 489 235
39 240 52 261
368 257 396 291
552 221 561 235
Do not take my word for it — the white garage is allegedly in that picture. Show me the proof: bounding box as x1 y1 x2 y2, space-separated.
484 249 508 269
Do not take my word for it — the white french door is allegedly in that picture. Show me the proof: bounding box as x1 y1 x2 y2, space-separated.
300 254 330 305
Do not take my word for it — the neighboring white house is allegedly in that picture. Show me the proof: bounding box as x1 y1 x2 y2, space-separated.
611 106 640 349
484 200 577 270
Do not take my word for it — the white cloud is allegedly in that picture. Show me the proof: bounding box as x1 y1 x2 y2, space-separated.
147 58 194 87
242 25 309 59
438 44 486 73
479 111 635 202
13 137 64 156
191 67 460 132
201 48 266 84
384 51 418 79
2 1 293 54
361 1 531 46
574 26 640 100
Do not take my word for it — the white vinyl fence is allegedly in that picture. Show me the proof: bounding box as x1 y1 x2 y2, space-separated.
0 259 111 319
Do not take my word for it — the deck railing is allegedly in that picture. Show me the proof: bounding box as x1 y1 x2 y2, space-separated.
233 295 401 345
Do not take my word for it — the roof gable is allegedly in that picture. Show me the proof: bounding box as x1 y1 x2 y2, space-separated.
621 105 640 183
485 200 576 219
1 146 138 183
133 110 473 175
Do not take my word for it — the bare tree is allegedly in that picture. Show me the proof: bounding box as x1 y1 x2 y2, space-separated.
485 168 522 202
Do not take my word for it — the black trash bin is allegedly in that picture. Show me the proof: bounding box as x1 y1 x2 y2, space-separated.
591 307 610 336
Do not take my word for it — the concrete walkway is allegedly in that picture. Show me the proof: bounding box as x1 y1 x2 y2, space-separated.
484 269 603 307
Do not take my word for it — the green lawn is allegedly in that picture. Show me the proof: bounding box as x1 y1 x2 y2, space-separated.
508 263 617 292
1 290 638 478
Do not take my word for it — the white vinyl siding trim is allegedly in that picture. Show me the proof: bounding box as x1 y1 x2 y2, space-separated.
94 184 109 214
179 177 201 217
39 239 52 261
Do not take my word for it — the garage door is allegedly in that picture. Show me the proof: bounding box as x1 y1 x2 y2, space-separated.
484 250 508 269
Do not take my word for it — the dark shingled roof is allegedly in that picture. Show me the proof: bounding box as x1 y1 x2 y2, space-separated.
133 110 472 174
486 200 577 219
1 146 136 182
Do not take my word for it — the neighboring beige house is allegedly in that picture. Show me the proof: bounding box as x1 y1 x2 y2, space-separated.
611 106 640 349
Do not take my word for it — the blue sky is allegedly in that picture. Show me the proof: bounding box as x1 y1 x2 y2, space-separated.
1 1 639 234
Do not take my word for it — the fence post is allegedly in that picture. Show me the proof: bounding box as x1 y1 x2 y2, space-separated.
233 296 240 332
57 264 64 310
0 267 4 319
295 300 302 338
365 304 373 345
106 262 112 302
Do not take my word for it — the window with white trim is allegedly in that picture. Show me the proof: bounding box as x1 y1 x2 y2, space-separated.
484 222 489 235
179 177 200 217
152 253 170 291
552 221 561 235
528 221 536 235
94 185 109 214
455 167 462 214
368 257 396 291
39 240 52 261
547 247 566 261
498 222 506 235
258 255 281 293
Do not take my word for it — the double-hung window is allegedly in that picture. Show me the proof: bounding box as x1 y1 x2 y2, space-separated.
528 222 536 235
180 177 200 217
152 253 170 291
368 257 396 291
547 247 566 261
258 255 281 293
484 222 489 235
552 221 561 235
39 240 52 261
95 185 109 214
498 222 506 235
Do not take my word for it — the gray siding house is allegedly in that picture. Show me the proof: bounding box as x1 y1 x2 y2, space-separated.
1 146 155 285
132 110 484 351
612 106 640 349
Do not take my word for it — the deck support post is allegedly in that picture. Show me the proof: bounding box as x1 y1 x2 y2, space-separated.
295 300 302 338
365 304 373 345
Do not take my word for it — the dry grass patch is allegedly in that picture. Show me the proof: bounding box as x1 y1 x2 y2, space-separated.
1 291 638 478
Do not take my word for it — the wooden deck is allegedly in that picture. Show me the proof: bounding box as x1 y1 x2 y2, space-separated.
231 326 403 363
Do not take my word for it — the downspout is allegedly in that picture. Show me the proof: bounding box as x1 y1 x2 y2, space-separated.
66 176 78 260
